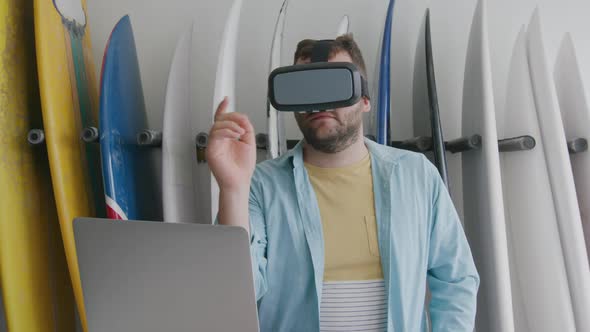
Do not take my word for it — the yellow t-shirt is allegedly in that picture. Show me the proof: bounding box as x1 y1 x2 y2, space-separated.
305 153 383 281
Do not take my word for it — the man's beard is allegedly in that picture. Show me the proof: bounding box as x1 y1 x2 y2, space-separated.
295 107 363 153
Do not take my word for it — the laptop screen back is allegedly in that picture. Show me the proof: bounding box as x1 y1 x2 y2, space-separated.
73 218 259 332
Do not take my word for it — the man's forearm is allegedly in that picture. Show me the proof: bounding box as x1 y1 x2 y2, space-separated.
217 188 250 235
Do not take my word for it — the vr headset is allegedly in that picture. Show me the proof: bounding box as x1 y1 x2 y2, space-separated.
268 39 369 112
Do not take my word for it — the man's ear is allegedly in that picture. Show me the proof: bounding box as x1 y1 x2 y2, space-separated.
361 96 371 113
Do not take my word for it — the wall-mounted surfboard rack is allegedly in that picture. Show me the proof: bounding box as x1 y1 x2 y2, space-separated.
196 132 209 163
175 132 535 155
194 132 293 162
497 135 536 152
254 133 300 150
70 127 587 162
255 133 268 150
391 136 438 152
81 127 99 143
137 130 162 147
567 137 588 154
390 134 537 153
445 135 484 153
27 129 45 145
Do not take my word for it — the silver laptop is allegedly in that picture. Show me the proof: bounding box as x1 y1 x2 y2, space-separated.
73 217 259 332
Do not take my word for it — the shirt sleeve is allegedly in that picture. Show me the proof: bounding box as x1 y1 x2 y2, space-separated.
249 179 269 302
426 164 480 331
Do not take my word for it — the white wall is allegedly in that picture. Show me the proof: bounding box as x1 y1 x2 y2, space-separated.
87 0 590 221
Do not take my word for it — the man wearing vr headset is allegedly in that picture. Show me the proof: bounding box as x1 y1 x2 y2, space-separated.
208 35 479 331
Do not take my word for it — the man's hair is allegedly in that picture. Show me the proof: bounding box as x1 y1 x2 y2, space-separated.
293 34 368 81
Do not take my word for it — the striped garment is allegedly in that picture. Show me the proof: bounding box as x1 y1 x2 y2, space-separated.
320 279 387 331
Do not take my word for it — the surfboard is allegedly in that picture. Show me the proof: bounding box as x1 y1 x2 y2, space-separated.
411 12 440 328
210 0 243 223
375 0 394 145
423 11 448 187
553 33 590 263
336 15 349 37
99 15 161 221
34 0 105 329
526 11 590 330
412 9 448 186
266 0 289 160
499 27 575 332
0 1 75 330
461 1 515 331
161 25 199 223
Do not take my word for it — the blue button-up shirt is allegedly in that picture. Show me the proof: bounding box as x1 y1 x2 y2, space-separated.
247 138 479 331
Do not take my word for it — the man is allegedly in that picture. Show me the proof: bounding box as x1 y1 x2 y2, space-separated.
207 34 479 331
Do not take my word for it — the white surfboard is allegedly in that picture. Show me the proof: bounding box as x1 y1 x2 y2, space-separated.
266 0 289 159
367 15 384 140
553 33 590 263
461 1 515 331
498 27 575 332
336 15 349 37
526 10 590 331
210 0 243 223
162 25 199 223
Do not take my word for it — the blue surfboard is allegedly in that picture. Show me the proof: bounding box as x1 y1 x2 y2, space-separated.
376 0 394 145
99 15 161 221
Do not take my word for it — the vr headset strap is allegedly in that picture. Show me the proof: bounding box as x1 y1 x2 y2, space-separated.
310 39 334 63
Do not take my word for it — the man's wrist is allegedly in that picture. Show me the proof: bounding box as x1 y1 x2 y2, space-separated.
218 186 250 232
219 184 250 198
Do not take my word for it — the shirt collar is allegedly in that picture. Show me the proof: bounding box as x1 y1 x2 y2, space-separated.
287 137 401 169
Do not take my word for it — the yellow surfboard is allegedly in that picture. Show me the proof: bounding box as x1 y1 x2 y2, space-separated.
0 0 76 330
35 0 106 330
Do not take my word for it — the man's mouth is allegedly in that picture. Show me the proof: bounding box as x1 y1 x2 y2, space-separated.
306 112 335 121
